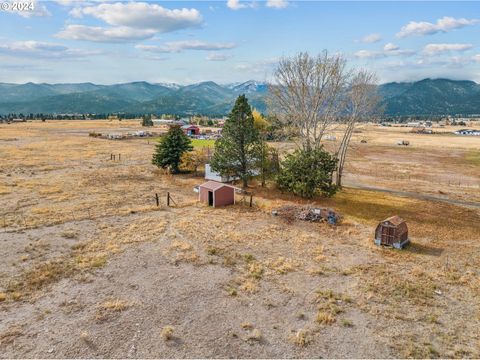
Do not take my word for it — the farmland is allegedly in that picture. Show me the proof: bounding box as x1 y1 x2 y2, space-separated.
0 120 479 358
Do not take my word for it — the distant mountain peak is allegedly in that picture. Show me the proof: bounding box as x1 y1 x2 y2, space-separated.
0 78 479 116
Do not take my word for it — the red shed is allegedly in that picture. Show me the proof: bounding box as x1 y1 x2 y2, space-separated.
199 181 237 207
182 125 200 136
374 215 409 249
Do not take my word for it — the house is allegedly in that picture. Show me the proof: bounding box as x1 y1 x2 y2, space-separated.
204 164 239 183
198 181 238 207
455 129 480 136
152 119 186 126
374 215 409 249
182 125 200 136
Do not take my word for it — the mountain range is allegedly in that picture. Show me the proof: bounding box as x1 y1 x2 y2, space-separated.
0 78 479 116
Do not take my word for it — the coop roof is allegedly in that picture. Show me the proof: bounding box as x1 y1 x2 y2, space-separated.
383 215 405 226
199 181 239 192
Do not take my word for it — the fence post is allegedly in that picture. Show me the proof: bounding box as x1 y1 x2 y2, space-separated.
118 154 121 161
167 192 170 207
155 193 159 207
249 195 253 208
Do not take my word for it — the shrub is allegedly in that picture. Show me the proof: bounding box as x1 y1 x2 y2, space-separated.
276 147 337 198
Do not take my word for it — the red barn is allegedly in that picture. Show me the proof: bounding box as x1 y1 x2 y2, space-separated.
182 125 200 136
198 181 237 207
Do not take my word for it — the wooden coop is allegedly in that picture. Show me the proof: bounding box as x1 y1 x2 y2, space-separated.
198 181 237 207
374 215 409 249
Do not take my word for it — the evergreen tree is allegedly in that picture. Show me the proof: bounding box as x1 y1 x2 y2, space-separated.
142 114 154 127
276 147 337 198
152 125 193 173
210 95 263 188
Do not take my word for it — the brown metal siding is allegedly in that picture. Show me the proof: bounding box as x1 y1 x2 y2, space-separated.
213 186 235 207
199 186 210 203
199 185 235 207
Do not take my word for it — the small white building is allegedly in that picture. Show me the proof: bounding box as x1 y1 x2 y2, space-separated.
205 164 239 183
454 129 480 136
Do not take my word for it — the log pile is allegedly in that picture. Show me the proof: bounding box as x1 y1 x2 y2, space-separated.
272 205 340 224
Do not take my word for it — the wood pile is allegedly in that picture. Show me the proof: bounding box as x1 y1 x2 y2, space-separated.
272 205 340 224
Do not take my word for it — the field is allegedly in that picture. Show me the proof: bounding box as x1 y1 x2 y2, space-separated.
0 120 479 358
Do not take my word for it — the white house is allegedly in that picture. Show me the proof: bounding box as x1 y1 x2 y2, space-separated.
454 129 480 136
205 164 239 183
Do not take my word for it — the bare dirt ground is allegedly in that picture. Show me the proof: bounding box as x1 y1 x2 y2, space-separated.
1 120 479 358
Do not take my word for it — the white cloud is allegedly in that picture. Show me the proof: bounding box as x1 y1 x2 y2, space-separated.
61 2 203 43
354 50 385 59
355 46 415 59
136 40 236 53
4 0 51 18
423 43 473 55
76 2 202 32
234 58 278 73
359 33 382 44
206 53 232 61
57 25 156 42
473 54 480 63
384 43 399 52
0 40 99 59
266 0 289 9
397 16 478 38
226 0 255 10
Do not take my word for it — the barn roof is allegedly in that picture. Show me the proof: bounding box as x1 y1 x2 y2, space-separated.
199 181 240 191
383 215 405 226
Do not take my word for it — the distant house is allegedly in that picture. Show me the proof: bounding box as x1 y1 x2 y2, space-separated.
411 127 433 134
204 164 239 183
182 124 200 136
198 181 238 207
374 216 409 249
152 119 186 126
455 129 480 136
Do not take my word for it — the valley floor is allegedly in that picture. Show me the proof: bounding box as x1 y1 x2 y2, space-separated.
0 121 479 358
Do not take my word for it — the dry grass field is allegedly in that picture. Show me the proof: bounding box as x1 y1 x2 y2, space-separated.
0 120 479 358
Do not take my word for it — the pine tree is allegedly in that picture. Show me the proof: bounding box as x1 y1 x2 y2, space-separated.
152 125 193 173
142 114 153 127
210 95 263 188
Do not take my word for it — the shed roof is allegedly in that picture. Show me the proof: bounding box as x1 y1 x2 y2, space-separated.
383 215 405 226
199 181 239 191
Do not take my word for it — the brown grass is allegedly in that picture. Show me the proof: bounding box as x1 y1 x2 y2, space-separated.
160 326 174 340
1 121 479 357
99 299 130 312
289 329 311 347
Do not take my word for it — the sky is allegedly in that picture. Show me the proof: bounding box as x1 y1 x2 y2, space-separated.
0 0 479 85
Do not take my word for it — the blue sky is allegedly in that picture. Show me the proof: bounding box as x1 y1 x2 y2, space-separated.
0 0 479 84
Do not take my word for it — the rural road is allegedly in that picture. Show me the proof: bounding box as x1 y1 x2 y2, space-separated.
344 182 480 209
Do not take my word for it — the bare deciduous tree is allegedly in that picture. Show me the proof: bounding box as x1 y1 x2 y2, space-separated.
336 70 381 187
268 51 349 151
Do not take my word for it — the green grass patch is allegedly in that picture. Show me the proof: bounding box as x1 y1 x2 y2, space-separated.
191 139 215 148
